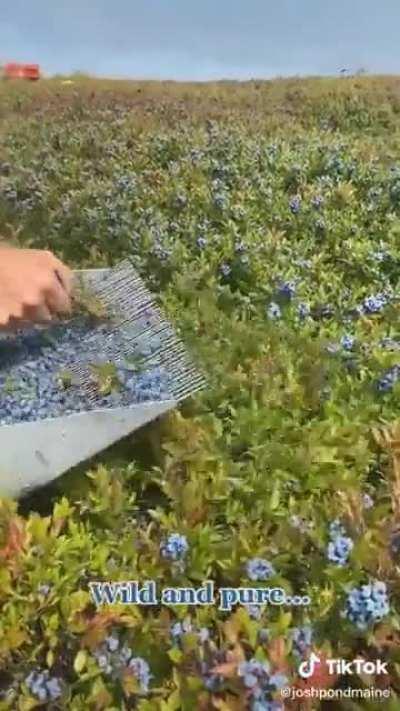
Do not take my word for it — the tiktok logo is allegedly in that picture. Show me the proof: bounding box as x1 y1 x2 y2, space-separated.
298 652 321 679
298 653 388 679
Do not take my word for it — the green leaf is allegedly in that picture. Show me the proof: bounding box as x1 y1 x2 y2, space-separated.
74 649 88 674
168 647 183 664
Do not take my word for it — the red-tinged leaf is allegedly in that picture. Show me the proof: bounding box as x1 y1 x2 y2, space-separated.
268 636 287 667
212 695 244 711
121 669 141 696
210 662 238 678
198 693 214 710
224 641 246 666
81 611 124 649
374 624 400 650
93 689 113 710
0 517 27 574
0 517 26 556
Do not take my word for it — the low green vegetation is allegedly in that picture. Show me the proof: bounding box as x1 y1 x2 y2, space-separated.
0 76 400 709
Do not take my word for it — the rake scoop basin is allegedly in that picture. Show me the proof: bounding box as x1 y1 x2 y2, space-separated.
0 262 205 499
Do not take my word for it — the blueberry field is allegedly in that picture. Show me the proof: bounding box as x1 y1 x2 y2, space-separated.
2 76 400 709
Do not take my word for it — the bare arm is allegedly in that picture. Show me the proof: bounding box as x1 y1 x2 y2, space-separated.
0 246 73 330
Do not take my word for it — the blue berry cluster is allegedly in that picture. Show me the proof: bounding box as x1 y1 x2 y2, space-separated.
37 583 51 597
311 195 324 209
128 658 152 692
266 302 282 320
246 558 276 581
327 519 354 567
340 334 355 351
361 293 390 315
117 364 171 402
213 192 228 210
170 619 193 640
251 697 284 711
362 493 374 509
344 581 390 630
25 669 62 702
200 659 225 693
170 620 210 644
297 302 311 320
237 658 287 711
289 195 301 214
115 175 136 193
173 193 188 210
377 365 400 393
372 249 390 263
152 243 172 263
0 318 172 425
258 628 271 643
380 337 400 351
196 236 207 249
276 280 296 301
189 148 204 164
244 603 265 620
93 632 151 691
219 262 232 277
160 533 189 561
327 536 353 566
291 625 313 656
390 529 400 560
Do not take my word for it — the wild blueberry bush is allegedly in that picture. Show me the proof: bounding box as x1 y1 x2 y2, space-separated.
1 77 400 709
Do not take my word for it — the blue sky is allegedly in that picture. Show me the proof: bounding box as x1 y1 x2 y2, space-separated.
1 0 400 80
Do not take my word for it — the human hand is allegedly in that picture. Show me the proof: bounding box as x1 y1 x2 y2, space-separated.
0 247 73 330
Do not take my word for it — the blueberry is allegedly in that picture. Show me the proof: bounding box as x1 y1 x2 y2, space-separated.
0 318 173 424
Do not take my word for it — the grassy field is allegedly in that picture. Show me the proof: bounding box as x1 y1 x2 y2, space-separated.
1 76 400 709
2 74 400 128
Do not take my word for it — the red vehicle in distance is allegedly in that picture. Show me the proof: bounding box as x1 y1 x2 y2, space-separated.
3 63 40 80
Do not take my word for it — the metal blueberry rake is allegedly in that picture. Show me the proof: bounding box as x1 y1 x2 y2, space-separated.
0 260 206 499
